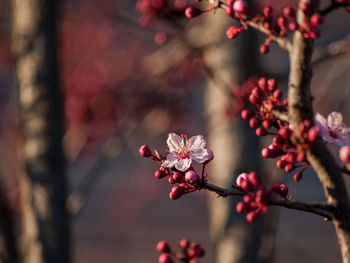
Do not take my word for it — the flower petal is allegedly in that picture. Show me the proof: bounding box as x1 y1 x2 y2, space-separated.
190 148 210 163
187 135 206 151
315 113 327 127
175 158 191 172
162 155 177 168
167 133 183 152
327 112 343 129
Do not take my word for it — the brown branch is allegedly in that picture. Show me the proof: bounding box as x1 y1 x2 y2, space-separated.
340 166 350 176
312 34 350 64
288 1 350 261
319 2 347 17
272 110 289 122
206 0 292 52
269 199 332 220
200 181 332 219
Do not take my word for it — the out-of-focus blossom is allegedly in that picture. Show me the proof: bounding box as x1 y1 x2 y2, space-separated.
315 112 350 146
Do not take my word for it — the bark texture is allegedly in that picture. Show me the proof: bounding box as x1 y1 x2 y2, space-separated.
11 0 71 262
288 1 350 262
200 8 273 263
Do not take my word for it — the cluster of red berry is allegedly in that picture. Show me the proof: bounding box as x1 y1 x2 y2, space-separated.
156 239 205 263
235 172 288 222
241 77 320 181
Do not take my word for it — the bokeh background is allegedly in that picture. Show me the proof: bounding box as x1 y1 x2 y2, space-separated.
0 0 350 262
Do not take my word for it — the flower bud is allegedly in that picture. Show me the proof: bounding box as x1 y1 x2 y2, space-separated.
236 201 246 213
139 145 152 157
157 241 170 253
310 13 324 27
279 126 290 140
236 173 249 187
262 119 272 129
263 6 273 18
260 44 269 54
277 16 287 28
278 184 288 197
262 147 272 158
155 169 166 179
179 238 189 250
249 94 261 106
283 6 295 18
340 146 350 163
226 26 241 39
284 163 295 173
258 77 267 91
250 117 261 128
168 176 176 184
252 87 263 100
246 211 258 222
185 170 200 185
241 109 255 120
288 21 298 32
308 126 320 142
233 0 251 16
294 171 303 182
248 171 260 186
185 7 203 18
172 171 184 182
267 78 278 91
256 127 268 136
299 1 311 13
273 89 283 101
276 159 287 169
158 253 173 263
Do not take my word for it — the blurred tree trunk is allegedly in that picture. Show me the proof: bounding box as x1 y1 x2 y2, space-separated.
11 1 71 263
200 7 275 263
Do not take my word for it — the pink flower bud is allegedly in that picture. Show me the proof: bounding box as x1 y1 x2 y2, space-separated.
246 211 258 222
262 119 272 129
284 163 295 173
262 147 271 158
170 186 184 200
267 78 278 91
249 94 261 106
273 135 285 146
252 87 263 100
248 171 260 186
236 173 249 187
241 179 253 192
157 241 170 253
278 184 288 197
185 7 203 18
185 170 200 184
139 145 152 157
256 189 268 204
233 0 251 16
310 13 324 27
172 171 184 182
256 127 268 136
346 4 350 12
279 126 290 140
300 120 312 135
226 26 240 39
273 89 283 101
339 146 350 163
294 171 303 182
236 201 246 213
299 1 311 13
260 44 269 54
155 170 166 179
168 176 176 184
250 117 261 128
308 126 320 142
258 77 267 91
179 238 189 249
276 159 287 169
288 21 298 32
283 6 295 18
241 109 255 120
263 6 273 18
277 16 287 28
158 253 173 263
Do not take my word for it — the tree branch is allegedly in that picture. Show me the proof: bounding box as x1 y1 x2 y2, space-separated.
287 1 350 261
200 181 332 220
319 2 347 17
340 166 350 176
312 34 350 64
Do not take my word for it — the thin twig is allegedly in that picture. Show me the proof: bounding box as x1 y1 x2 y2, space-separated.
340 166 350 176
200 181 332 220
319 2 347 17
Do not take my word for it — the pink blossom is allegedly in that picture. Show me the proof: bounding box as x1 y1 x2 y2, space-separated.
162 133 213 172
315 112 350 146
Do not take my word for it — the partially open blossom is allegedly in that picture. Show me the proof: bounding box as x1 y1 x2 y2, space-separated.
315 112 350 146
162 133 213 172
185 170 200 184
339 146 350 163
236 173 249 187
233 0 251 16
